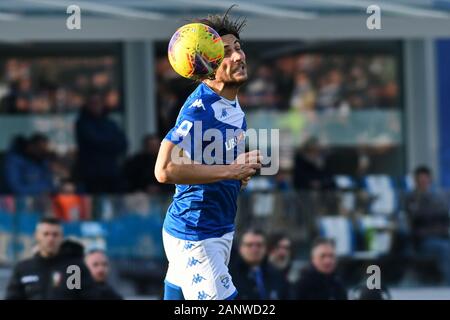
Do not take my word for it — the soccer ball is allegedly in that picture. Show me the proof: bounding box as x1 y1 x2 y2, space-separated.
168 23 225 80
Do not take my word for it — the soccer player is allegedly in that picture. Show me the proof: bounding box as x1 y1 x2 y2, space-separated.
155 10 261 300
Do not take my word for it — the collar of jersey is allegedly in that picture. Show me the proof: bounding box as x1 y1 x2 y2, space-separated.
202 83 237 108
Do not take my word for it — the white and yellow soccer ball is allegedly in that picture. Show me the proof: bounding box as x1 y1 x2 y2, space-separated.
168 23 225 80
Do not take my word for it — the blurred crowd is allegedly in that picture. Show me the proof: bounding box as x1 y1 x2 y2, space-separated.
5 217 123 300
242 54 398 111
156 49 402 176
156 52 399 133
0 57 120 113
0 132 168 219
0 86 173 222
4 217 391 300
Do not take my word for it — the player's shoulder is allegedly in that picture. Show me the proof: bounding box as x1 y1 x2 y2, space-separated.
179 83 220 118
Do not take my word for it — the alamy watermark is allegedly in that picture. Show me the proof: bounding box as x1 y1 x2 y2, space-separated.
367 5 382 30
168 121 280 176
66 5 81 30
366 264 381 290
66 265 81 290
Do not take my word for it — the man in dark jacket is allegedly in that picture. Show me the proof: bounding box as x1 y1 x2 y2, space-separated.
76 91 127 194
404 165 450 284
294 238 347 300
230 229 289 300
293 137 335 191
267 233 293 282
123 134 171 193
5 217 98 300
85 249 122 300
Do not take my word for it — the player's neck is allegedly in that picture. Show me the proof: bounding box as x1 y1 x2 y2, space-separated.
204 80 239 101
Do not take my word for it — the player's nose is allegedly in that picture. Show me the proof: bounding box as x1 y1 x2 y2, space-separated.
231 51 243 63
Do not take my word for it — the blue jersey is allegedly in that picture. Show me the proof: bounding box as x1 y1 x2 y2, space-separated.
163 83 247 241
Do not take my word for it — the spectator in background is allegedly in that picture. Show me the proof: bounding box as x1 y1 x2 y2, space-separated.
404 166 450 284
85 249 123 300
124 134 168 193
76 91 127 194
316 69 343 110
4 134 54 195
290 71 316 111
294 238 347 300
243 64 278 109
230 229 289 300
274 56 295 111
14 77 34 113
5 217 99 300
267 233 292 282
104 89 120 111
292 137 336 191
52 179 91 221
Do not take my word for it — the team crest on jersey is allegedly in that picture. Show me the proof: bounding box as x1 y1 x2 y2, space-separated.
220 275 231 289
220 108 228 119
189 99 205 110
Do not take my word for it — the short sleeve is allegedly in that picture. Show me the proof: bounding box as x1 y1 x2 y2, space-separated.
164 101 211 159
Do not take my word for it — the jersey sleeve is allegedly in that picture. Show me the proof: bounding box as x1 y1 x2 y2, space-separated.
164 101 211 160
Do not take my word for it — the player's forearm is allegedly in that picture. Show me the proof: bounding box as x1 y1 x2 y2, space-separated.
155 162 232 184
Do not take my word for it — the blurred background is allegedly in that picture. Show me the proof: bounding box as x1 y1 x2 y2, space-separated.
1 0 450 299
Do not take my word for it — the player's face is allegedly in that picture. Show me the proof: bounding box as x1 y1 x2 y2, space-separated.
35 223 63 257
85 252 109 283
214 34 247 85
311 244 337 275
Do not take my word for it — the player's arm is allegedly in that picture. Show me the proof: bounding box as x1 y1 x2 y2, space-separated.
155 139 261 185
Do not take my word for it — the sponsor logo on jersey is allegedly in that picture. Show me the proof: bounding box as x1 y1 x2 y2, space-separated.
225 131 246 151
189 99 205 110
192 273 206 285
198 290 212 300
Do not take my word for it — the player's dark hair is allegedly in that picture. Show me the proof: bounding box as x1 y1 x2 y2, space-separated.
192 4 247 40
39 216 61 226
414 165 432 177
311 237 335 251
